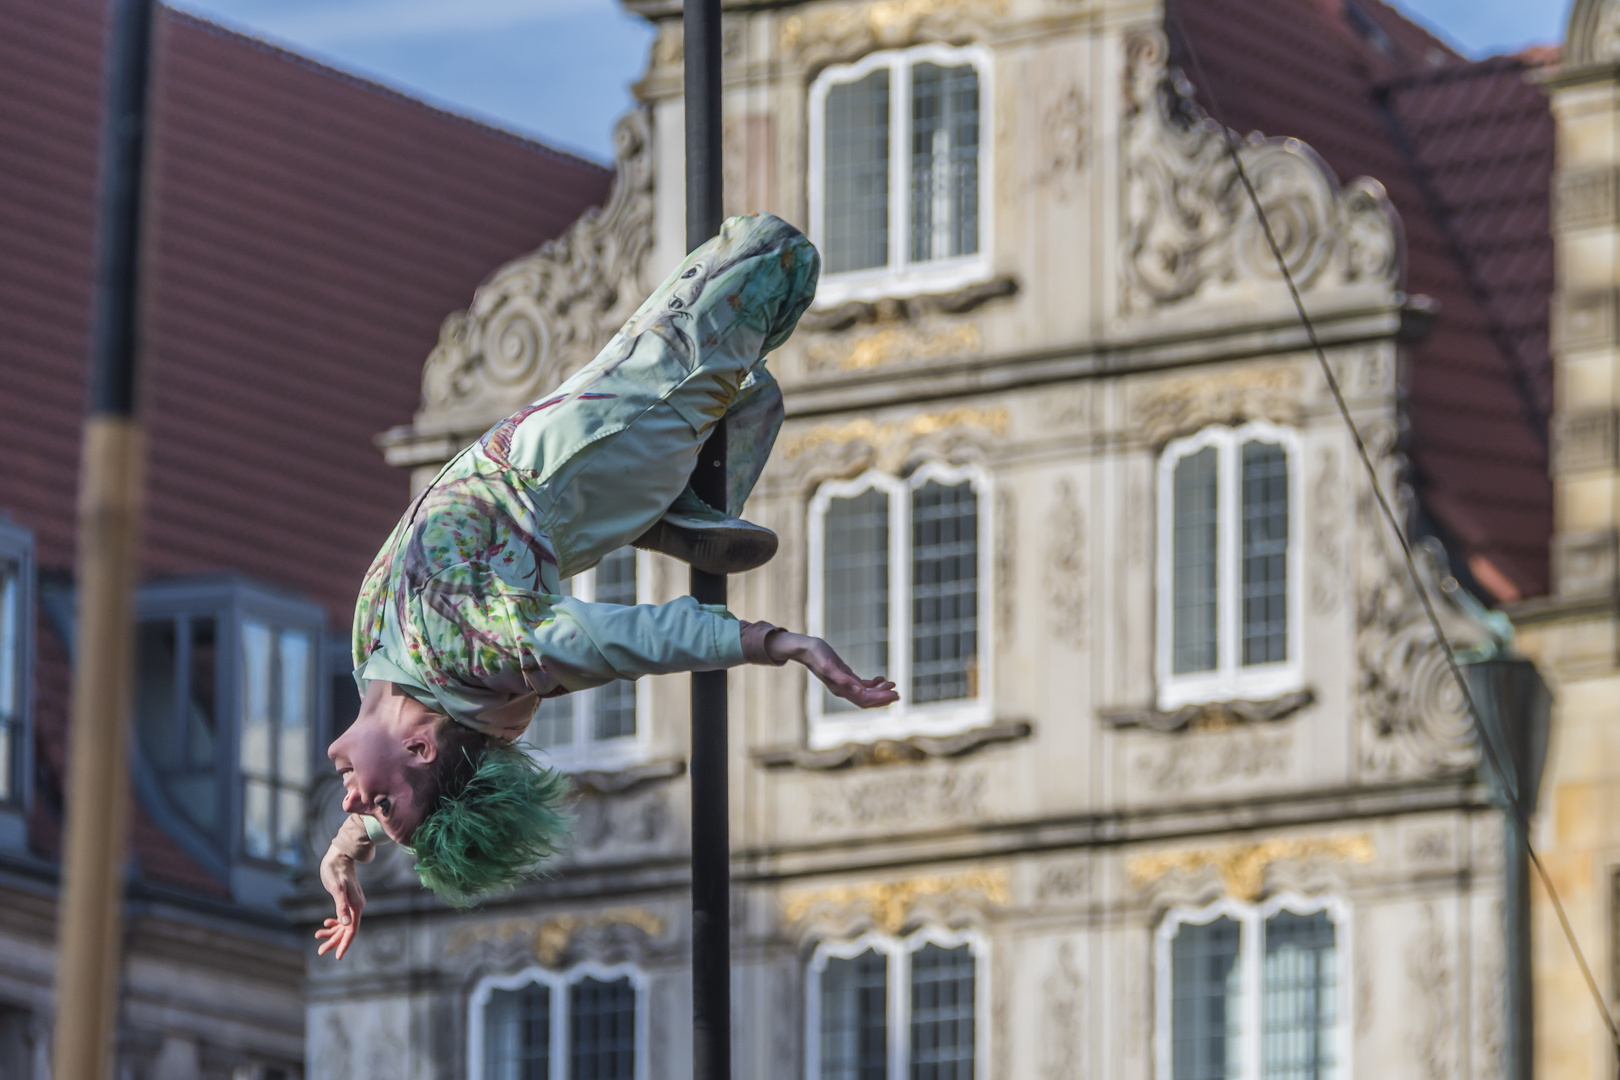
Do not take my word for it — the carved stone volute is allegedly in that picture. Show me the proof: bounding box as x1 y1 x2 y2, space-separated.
411 109 657 440
1120 29 1402 316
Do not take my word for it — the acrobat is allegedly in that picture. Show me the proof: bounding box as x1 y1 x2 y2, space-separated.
316 213 897 959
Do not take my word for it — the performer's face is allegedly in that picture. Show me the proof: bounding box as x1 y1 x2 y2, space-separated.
326 681 439 842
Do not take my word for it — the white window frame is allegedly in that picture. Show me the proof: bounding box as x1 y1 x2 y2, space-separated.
1155 422 1304 710
808 43 995 307
806 926 989 1080
468 961 649 1080
133 577 327 875
1154 893 1351 1080
0 518 34 814
525 550 653 772
806 463 993 748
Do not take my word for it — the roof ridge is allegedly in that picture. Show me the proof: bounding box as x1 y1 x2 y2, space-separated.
162 6 613 176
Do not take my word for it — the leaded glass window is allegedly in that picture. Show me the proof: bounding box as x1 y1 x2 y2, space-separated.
1171 918 1242 1080
527 548 642 762
1262 912 1337 1080
821 950 889 1080
910 482 978 704
1163 904 1341 1080
478 970 641 1080
811 937 979 1080
486 983 551 1080
810 468 985 742
570 977 636 1080
1158 426 1299 709
910 63 979 263
825 70 892 274
813 47 989 295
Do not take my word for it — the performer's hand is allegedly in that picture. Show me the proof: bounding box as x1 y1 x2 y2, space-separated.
315 844 366 960
767 631 899 709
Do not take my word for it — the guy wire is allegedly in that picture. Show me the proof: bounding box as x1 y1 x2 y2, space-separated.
1168 4 1620 1048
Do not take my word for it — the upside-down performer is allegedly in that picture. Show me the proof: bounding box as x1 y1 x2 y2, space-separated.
316 213 897 959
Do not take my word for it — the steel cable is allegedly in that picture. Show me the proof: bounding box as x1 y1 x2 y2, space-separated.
1168 5 1620 1049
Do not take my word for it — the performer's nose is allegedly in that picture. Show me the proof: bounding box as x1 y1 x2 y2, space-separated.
342 789 362 814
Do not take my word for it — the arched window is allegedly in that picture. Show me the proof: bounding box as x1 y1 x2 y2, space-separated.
1156 896 1347 1080
1156 424 1302 709
808 464 990 746
808 929 983 1080
809 45 994 305
526 547 649 769
471 964 645 1080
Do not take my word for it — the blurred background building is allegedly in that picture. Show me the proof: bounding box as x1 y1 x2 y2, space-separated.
10 0 1619 1077
293 3 1576 1080
0 2 607 1076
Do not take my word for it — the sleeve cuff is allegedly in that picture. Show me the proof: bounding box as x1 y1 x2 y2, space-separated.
362 815 393 846
739 621 785 665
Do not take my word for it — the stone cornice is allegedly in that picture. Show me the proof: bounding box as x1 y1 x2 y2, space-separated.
781 294 1432 420
753 720 1032 770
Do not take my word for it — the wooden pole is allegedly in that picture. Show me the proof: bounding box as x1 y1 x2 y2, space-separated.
54 0 156 1076
683 0 728 1076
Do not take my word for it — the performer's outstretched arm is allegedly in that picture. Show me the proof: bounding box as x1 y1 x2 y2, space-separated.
314 814 377 961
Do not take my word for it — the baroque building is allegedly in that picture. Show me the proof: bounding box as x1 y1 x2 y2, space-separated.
305 0 1563 1078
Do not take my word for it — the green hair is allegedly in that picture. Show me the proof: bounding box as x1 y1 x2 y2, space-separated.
409 741 573 906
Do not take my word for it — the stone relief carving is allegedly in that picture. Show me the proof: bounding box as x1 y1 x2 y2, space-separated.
1131 725 1294 792
808 766 987 830
415 109 655 434
754 720 1030 769
1048 478 1088 648
1408 904 1457 1080
1130 364 1303 446
781 868 1009 936
1354 426 1482 778
1042 941 1086 1080
798 276 1017 333
778 0 1011 68
568 787 674 852
779 405 1008 486
1310 447 1345 614
1128 833 1374 904
1557 167 1618 229
1569 0 1620 65
1044 85 1091 197
1035 860 1092 901
1103 687 1314 734
805 322 983 373
1120 29 1400 315
444 907 666 969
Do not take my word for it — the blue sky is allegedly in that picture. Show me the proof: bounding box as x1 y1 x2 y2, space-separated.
172 0 1572 164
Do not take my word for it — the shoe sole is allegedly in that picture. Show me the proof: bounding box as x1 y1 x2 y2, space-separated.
632 520 779 575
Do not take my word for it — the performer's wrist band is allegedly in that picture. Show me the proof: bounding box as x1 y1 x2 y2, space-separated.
739 620 786 665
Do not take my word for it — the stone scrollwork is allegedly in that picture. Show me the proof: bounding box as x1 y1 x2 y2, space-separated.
781 869 1009 937
1353 426 1483 778
1568 0 1620 65
779 0 1010 68
1130 364 1302 446
445 907 667 969
416 109 656 435
1120 29 1401 315
1128 834 1374 904
779 405 1008 486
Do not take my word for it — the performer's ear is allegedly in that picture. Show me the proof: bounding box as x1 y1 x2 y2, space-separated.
403 730 438 765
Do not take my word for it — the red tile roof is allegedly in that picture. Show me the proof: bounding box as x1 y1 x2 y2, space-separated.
1170 0 1554 601
1 0 611 890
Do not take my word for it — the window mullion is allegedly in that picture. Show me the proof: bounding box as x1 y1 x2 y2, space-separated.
1243 907 1265 1080
173 615 191 762
891 942 908 1080
891 58 909 273
552 975 568 1080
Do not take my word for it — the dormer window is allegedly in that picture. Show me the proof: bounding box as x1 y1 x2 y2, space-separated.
809 45 993 305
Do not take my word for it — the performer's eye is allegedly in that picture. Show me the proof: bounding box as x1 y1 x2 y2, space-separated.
377 797 392 817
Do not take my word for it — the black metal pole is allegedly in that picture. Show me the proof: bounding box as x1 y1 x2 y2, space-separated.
683 0 728 1078
55 0 156 1076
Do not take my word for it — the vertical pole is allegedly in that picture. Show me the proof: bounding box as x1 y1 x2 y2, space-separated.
1503 809 1532 1080
53 0 155 1077
683 2 728 1080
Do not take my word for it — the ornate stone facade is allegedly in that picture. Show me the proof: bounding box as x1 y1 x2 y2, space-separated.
299 0 1520 1077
